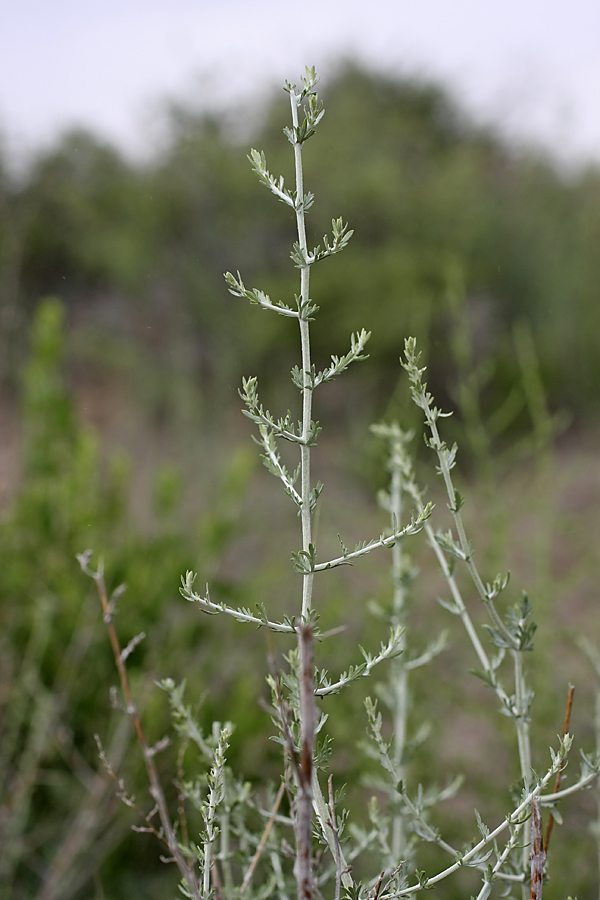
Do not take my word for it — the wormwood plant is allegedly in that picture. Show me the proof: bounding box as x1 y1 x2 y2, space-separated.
83 68 600 899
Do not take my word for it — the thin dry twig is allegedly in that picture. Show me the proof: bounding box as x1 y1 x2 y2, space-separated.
78 552 201 899
371 871 385 900
176 739 190 849
241 780 286 893
369 865 404 900
95 735 165 843
544 684 574 853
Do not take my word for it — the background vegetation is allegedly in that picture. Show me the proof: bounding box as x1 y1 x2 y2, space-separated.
1 62 599 898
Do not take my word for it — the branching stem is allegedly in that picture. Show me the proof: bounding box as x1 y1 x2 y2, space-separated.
78 552 201 900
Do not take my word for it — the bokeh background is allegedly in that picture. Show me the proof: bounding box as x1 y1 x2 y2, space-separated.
1 2 600 898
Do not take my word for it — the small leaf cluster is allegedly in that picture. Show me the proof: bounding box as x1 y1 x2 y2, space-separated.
290 217 354 267
240 376 321 447
314 626 405 697
485 594 537 653
180 571 297 634
291 328 371 390
283 65 324 145
401 337 453 428
224 271 302 318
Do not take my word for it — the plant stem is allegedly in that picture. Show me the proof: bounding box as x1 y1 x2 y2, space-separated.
388 432 409 860
382 758 564 897
288 86 315 624
79 554 201 900
289 83 316 900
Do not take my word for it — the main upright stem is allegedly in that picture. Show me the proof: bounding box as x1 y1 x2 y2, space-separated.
390 438 409 861
288 81 354 898
290 85 315 900
289 88 314 622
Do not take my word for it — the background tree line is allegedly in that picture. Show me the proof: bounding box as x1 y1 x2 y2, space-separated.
2 62 600 432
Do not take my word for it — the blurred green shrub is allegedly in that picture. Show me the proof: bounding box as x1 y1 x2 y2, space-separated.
0 298 258 899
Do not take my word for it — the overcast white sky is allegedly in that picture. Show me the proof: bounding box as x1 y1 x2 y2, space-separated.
1 0 599 167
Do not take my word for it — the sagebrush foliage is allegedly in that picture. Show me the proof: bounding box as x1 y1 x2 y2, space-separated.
80 69 600 900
